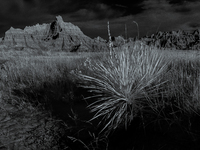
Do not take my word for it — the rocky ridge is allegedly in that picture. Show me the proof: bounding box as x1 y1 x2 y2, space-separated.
142 29 200 50
1 16 109 52
2 15 200 52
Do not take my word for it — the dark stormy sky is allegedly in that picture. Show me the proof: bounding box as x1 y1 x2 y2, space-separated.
0 0 200 39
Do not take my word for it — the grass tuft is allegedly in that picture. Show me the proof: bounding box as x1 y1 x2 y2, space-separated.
73 44 171 133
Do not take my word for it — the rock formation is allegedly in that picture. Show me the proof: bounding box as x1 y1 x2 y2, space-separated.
94 36 107 43
141 29 200 50
112 36 126 47
4 15 200 52
1 16 109 52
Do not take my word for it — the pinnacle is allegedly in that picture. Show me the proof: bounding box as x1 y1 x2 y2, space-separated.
56 15 64 26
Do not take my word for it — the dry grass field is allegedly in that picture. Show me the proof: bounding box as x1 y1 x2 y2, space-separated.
0 44 200 149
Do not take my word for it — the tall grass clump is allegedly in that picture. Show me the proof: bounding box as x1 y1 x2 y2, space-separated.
166 59 200 114
72 44 171 133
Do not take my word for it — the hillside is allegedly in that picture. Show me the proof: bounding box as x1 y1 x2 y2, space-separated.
0 16 109 52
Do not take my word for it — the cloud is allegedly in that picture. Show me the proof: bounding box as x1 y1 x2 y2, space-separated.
168 0 199 5
90 0 200 39
0 0 127 22
0 0 200 39
68 4 114 21
101 0 145 15
136 0 200 35
0 0 144 23
141 0 200 16
40 0 81 14
188 22 200 28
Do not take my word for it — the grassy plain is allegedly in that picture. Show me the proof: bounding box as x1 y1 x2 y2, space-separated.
0 46 200 149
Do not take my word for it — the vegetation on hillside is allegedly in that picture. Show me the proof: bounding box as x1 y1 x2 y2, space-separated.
0 41 200 149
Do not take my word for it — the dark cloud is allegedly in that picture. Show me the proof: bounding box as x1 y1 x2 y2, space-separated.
141 0 200 15
188 22 200 28
100 0 145 16
168 0 199 5
40 0 85 14
0 0 200 39
68 4 121 21
175 7 191 13
41 0 143 19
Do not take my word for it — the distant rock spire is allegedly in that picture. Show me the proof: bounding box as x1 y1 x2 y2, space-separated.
56 16 64 25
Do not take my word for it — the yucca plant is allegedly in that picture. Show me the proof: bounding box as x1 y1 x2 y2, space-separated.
72 44 170 134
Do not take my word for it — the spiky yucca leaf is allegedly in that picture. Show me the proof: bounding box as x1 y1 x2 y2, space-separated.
73 44 170 133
